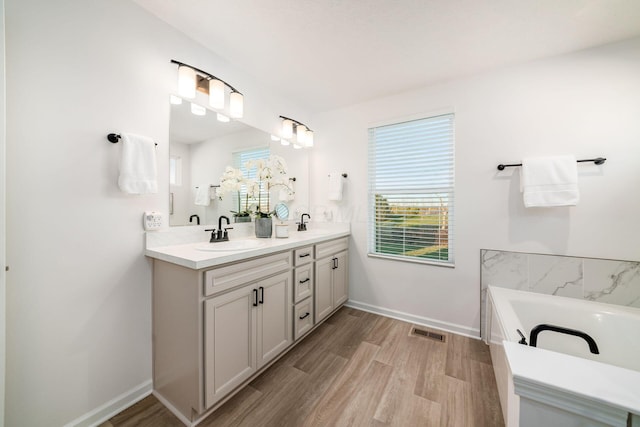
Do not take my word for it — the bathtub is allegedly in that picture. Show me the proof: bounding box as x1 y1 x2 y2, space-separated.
487 286 640 427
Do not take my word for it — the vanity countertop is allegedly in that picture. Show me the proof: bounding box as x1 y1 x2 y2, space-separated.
145 223 350 270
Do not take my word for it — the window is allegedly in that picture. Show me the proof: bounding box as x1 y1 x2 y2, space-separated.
169 156 182 186
233 147 270 212
368 113 455 266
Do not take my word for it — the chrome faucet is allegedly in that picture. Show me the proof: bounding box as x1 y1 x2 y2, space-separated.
204 216 233 243
297 213 310 231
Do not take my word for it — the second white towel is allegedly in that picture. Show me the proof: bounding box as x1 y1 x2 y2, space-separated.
194 185 211 206
328 172 343 201
521 155 579 207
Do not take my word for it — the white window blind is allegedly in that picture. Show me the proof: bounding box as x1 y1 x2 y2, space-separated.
233 147 270 212
368 113 454 265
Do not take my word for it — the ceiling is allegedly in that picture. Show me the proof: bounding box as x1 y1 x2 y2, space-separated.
135 0 640 113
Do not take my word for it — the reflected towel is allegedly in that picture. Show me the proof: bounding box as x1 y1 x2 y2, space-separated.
118 133 157 194
328 172 343 201
194 185 211 206
521 155 579 207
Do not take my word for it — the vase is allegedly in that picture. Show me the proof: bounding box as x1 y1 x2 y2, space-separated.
255 217 273 238
234 215 251 223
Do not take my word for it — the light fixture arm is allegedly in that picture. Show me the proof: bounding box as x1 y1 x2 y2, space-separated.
279 115 313 132
171 59 243 95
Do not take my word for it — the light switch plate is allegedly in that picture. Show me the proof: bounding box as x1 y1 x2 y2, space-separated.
144 211 162 231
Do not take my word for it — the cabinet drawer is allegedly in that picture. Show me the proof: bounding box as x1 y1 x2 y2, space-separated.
315 237 349 260
293 264 314 303
293 246 314 266
204 251 292 296
294 298 313 341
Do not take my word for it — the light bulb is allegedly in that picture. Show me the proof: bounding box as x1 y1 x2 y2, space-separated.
305 130 314 147
229 91 244 118
217 113 230 122
209 79 225 109
170 94 183 105
296 125 307 144
190 103 206 116
177 66 196 98
282 119 293 139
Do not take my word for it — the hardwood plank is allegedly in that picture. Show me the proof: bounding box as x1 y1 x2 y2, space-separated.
413 339 448 403
444 333 471 382
198 385 262 427
101 395 182 427
468 359 504 427
375 336 443 426
302 341 380 426
439 376 472 427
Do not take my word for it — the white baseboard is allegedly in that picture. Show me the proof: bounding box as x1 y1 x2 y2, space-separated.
64 379 153 427
345 299 480 339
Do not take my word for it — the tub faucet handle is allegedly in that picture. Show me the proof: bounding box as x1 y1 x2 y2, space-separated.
516 329 528 345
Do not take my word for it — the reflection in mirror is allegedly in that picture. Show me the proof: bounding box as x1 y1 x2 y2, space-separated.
274 202 289 221
169 99 309 226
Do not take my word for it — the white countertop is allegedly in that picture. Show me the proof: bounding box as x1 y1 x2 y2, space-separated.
504 341 640 420
145 222 350 270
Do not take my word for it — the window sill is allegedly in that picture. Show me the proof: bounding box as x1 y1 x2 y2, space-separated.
367 252 455 268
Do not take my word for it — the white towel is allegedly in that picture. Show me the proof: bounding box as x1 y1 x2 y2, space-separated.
328 172 343 201
194 185 211 206
521 155 579 207
118 133 157 194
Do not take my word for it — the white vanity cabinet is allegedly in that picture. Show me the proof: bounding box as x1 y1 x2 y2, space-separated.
204 270 291 408
314 238 349 323
149 231 349 424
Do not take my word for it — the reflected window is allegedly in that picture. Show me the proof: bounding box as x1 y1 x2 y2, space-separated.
169 156 182 186
233 147 270 213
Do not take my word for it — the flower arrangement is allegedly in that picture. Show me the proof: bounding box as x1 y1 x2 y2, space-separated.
245 155 293 217
217 155 294 218
217 166 252 218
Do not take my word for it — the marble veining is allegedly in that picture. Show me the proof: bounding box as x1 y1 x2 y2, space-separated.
480 249 640 337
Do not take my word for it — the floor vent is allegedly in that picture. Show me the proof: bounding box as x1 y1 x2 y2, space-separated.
412 327 446 342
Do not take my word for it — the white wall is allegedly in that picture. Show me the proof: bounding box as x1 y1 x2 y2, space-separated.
4 0 309 425
310 37 640 336
0 0 6 425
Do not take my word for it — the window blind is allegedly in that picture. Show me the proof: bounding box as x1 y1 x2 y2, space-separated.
368 113 454 265
233 147 270 213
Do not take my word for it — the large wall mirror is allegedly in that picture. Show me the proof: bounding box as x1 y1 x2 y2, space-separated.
169 100 310 226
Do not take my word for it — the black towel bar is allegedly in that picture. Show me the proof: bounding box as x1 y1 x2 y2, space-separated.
497 157 605 171
108 133 157 146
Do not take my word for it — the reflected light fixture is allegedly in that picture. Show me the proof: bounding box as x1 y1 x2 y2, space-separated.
190 103 206 116
170 94 183 105
293 143 302 149
217 113 230 122
279 116 314 148
280 139 290 146
172 59 244 118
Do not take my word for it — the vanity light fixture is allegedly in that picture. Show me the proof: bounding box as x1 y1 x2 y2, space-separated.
279 116 314 148
171 59 244 118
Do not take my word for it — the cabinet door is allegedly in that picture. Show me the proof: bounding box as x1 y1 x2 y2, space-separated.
333 251 349 307
315 256 334 323
256 271 292 369
204 285 257 409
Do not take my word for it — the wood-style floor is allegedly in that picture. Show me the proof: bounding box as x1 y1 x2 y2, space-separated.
102 307 504 427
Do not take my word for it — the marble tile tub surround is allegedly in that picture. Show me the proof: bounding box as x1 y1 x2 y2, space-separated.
480 249 640 338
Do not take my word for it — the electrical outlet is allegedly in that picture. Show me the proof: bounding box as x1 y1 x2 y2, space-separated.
143 211 162 231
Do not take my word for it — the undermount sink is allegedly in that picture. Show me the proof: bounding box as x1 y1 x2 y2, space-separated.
196 240 266 252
